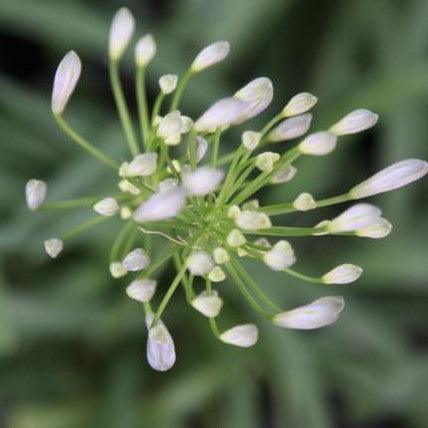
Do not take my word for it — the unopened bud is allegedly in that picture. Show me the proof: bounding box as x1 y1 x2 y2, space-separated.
186 251 215 276
159 74 178 94
236 210 271 230
208 266 226 282
93 197 119 217
298 131 337 156
183 166 224 196
271 164 297 184
220 324 258 347
110 261 127 278
322 264 363 284
191 41 230 73
283 92 318 117
330 109 378 136
191 290 223 317
242 131 261 151
226 229 246 247
157 111 183 145
126 278 157 302
256 152 280 172
268 113 312 142
135 34 156 67
127 153 158 177
327 203 381 233
44 238 63 259
146 315 176 371
213 247 230 264
26 179 47 210
123 248 150 272
263 240 296 271
109 8 135 61
356 217 392 239
293 192 316 211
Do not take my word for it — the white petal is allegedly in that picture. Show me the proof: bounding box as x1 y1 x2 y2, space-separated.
208 266 226 282
298 131 337 156
123 248 150 272
158 178 178 191
292 192 316 211
213 247 230 264
226 229 246 247
135 34 156 66
108 8 135 60
328 203 382 232
242 131 261 151
350 159 428 199
186 251 214 276
126 279 157 302
183 166 224 196
268 113 313 142
356 217 393 239
271 164 297 184
191 41 230 73
146 315 176 371
93 197 119 217
127 153 158 177
110 261 127 278
273 296 345 329
236 211 271 230
191 291 223 317
263 240 296 271
196 136 208 162
255 152 280 172
159 74 178 94
330 109 378 136
322 264 363 284
283 92 318 117
157 111 183 145
220 324 258 347
51 51 81 114
44 238 63 259
25 179 47 210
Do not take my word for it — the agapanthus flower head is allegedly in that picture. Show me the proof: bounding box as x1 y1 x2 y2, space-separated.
29 8 427 371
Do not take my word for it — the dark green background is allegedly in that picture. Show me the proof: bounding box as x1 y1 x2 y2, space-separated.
0 0 427 427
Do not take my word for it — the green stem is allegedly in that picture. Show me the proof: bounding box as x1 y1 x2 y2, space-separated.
284 268 323 284
110 220 134 262
209 317 221 337
109 60 139 156
170 69 192 111
40 196 100 210
151 92 165 125
136 65 150 146
211 128 222 167
54 114 118 170
137 247 178 279
62 216 108 240
243 226 326 237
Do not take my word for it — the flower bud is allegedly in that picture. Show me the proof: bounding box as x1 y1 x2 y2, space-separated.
213 247 230 264
226 229 246 247
282 92 318 117
135 34 156 67
110 261 127 278
268 113 312 142
298 131 337 156
126 278 157 302
256 152 280 172
108 8 135 61
273 296 345 330
242 131 261 151
327 203 381 233
120 206 133 219
191 41 230 73
237 248 247 257
263 240 296 271
159 74 178 94
322 264 363 284
123 248 150 272
227 205 241 219
241 199 259 211
191 290 223 317
254 238 271 248
292 192 316 211
356 217 392 239
44 238 63 259
236 210 271 230
183 166 224 196
127 153 158 177
220 324 258 347
195 136 208 162
146 315 176 371
118 162 130 177
271 164 297 184
157 111 183 145
349 159 428 199
93 197 119 217
51 50 81 114
180 116 193 133
208 266 226 282
25 179 47 210
133 187 186 223
186 251 215 276
194 97 247 133
234 77 273 123
118 179 141 195
158 178 178 191
330 109 378 136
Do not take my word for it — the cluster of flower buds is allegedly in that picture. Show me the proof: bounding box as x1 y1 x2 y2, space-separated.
26 8 428 371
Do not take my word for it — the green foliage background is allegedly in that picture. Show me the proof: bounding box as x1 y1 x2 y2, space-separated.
0 0 427 427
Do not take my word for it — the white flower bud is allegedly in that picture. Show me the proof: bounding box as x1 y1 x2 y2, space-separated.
242 131 261 151
208 266 226 282
51 51 81 114
127 153 158 177
234 77 274 123
146 315 176 371
263 240 295 271
220 324 258 347
183 166 224 196
126 279 157 302
194 97 247 133
108 8 135 61
213 247 230 264
237 247 248 257
283 92 318 117
256 152 280 172
191 41 230 73
133 187 186 223
298 131 337 156
236 210 271 230
322 264 363 284
157 111 183 145
159 74 178 94
120 206 133 219
241 199 259 211
293 192 316 211
44 238 63 259
227 205 241 219
269 113 313 143
273 296 345 330
191 290 223 317
186 251 215 276
93 197 119 217
195 136 208 162
158 178 178 191
135 34 156 67
123 248 150 272
271 164 297 184
327 203 382 233
110 261 127 278
330 109 378 136
118 179 141 195
180 116 193 133
118 162 130 177
350 159 428 199
226 229 246 247
356 217 392 239
254 237 271 248
25 179 47 210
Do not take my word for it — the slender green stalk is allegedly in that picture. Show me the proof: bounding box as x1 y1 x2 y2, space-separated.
260 112 284 137
151 92 165 124
136 65 150 146
54 114 118 170
109 60 139 156
174 253 194 302
170 69 192 111
284 268 323 284
217 151 236 166
211 128 222 167
110 220 134 262
187 128 198 169
209 318 221 337
243 225 326 237
62 216 108 241
41 196 100 210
